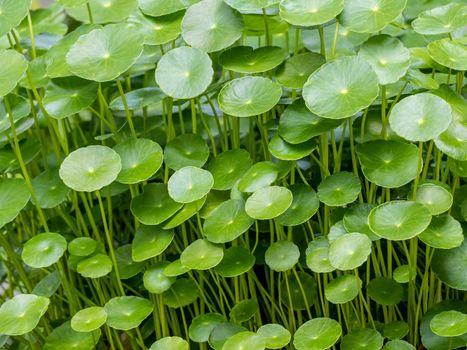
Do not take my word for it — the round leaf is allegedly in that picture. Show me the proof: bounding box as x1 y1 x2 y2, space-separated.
180 239 223 270
0 50 28 96
257 324 291 349
208 149 253 190
218 76 282 117
181 0 244 53
432 241 467 290
132 225 175 262
0 178 30 228
204 199 253 243
428 39 467 71
214 246 255 278
279 0 344 26
77 254 113 278
130 183 183 225
276 52 325 89
412 3 467 35
419 215 463 250
368 201 432 240
32 168 70 209
356 140 420 188
430 310 467 337
114 138 163 184
303 56 379 120
66 23 144 82
138 0 199 16
325 274 361 304
22 233 67 268
59 145 122 192
222 331 265 350
265 240 300 272
189 313 226 343
276 184 319 226
318 172 361 207
367 277 404 305
219 46 286 73
339 0 407 33
71 307 107 332
329 233 372 270
341 328 384 350
245 186 293 220
293 317 342 350
0 294 49 336
143 261 176 294
168 166 214 203
278 99 342 144
164 133 209 170
150 337 188 350
359 35 410 85
66 0 137 24
155 46 213 99
104 296 153 330
389 93 452 142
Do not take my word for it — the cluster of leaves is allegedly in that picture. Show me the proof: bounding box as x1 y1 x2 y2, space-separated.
0 0 466 349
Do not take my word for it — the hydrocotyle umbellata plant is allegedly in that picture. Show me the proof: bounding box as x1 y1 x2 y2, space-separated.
0 0 466 349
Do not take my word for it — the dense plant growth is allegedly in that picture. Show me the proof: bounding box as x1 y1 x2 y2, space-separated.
0 0 466 349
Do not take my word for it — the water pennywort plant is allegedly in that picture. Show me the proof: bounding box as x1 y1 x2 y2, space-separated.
0 0 466 349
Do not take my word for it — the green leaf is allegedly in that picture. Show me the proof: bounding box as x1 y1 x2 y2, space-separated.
43 322 101 350
276 52 326 89
0 95 30 133
219 46 286 74
367 277 404 305
218 76 282 117
412 3 467 35
222 331 265 350
43 77 98 119
168 166 214 203
109 87 165 111
131 183 183 225
356 140 420 188
278 99 342 144
0 50 28 96
341 328 384 350
389 93 452 142
204 199 253 243
0 294 49 336
245 186 293 220
293 317 342 350
132 225 174 262
265 240 300 272
359 35 410 85
369 200 432 240
22 232 67 268
77 254 113 278
229 299 258 323
430 310 467 337
71 307 107 332
114 138 163 184
277 184 319 226
419 215 464 250
104 296 153 330
182 0 244 52
189 313 226 342
138 0 200 16
0 0 31 37
180 239 224 270
59 145 122 192
66 0 137 24
155 46 213 99
303 56 379 120
208 149 253 190
318 171 361 207
32 168 70 209
0 178 31 228
163 278 199 308
432 241 467 290
214 246 255 277
328 233 372 270
339 0 407 33
257 324 291 349
279 0 344 26
164 133 209 170
428 39 467 71
143 261 176 294
66 23 144 82
238 161 278 193
150 337 189 350
325 274 361 304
